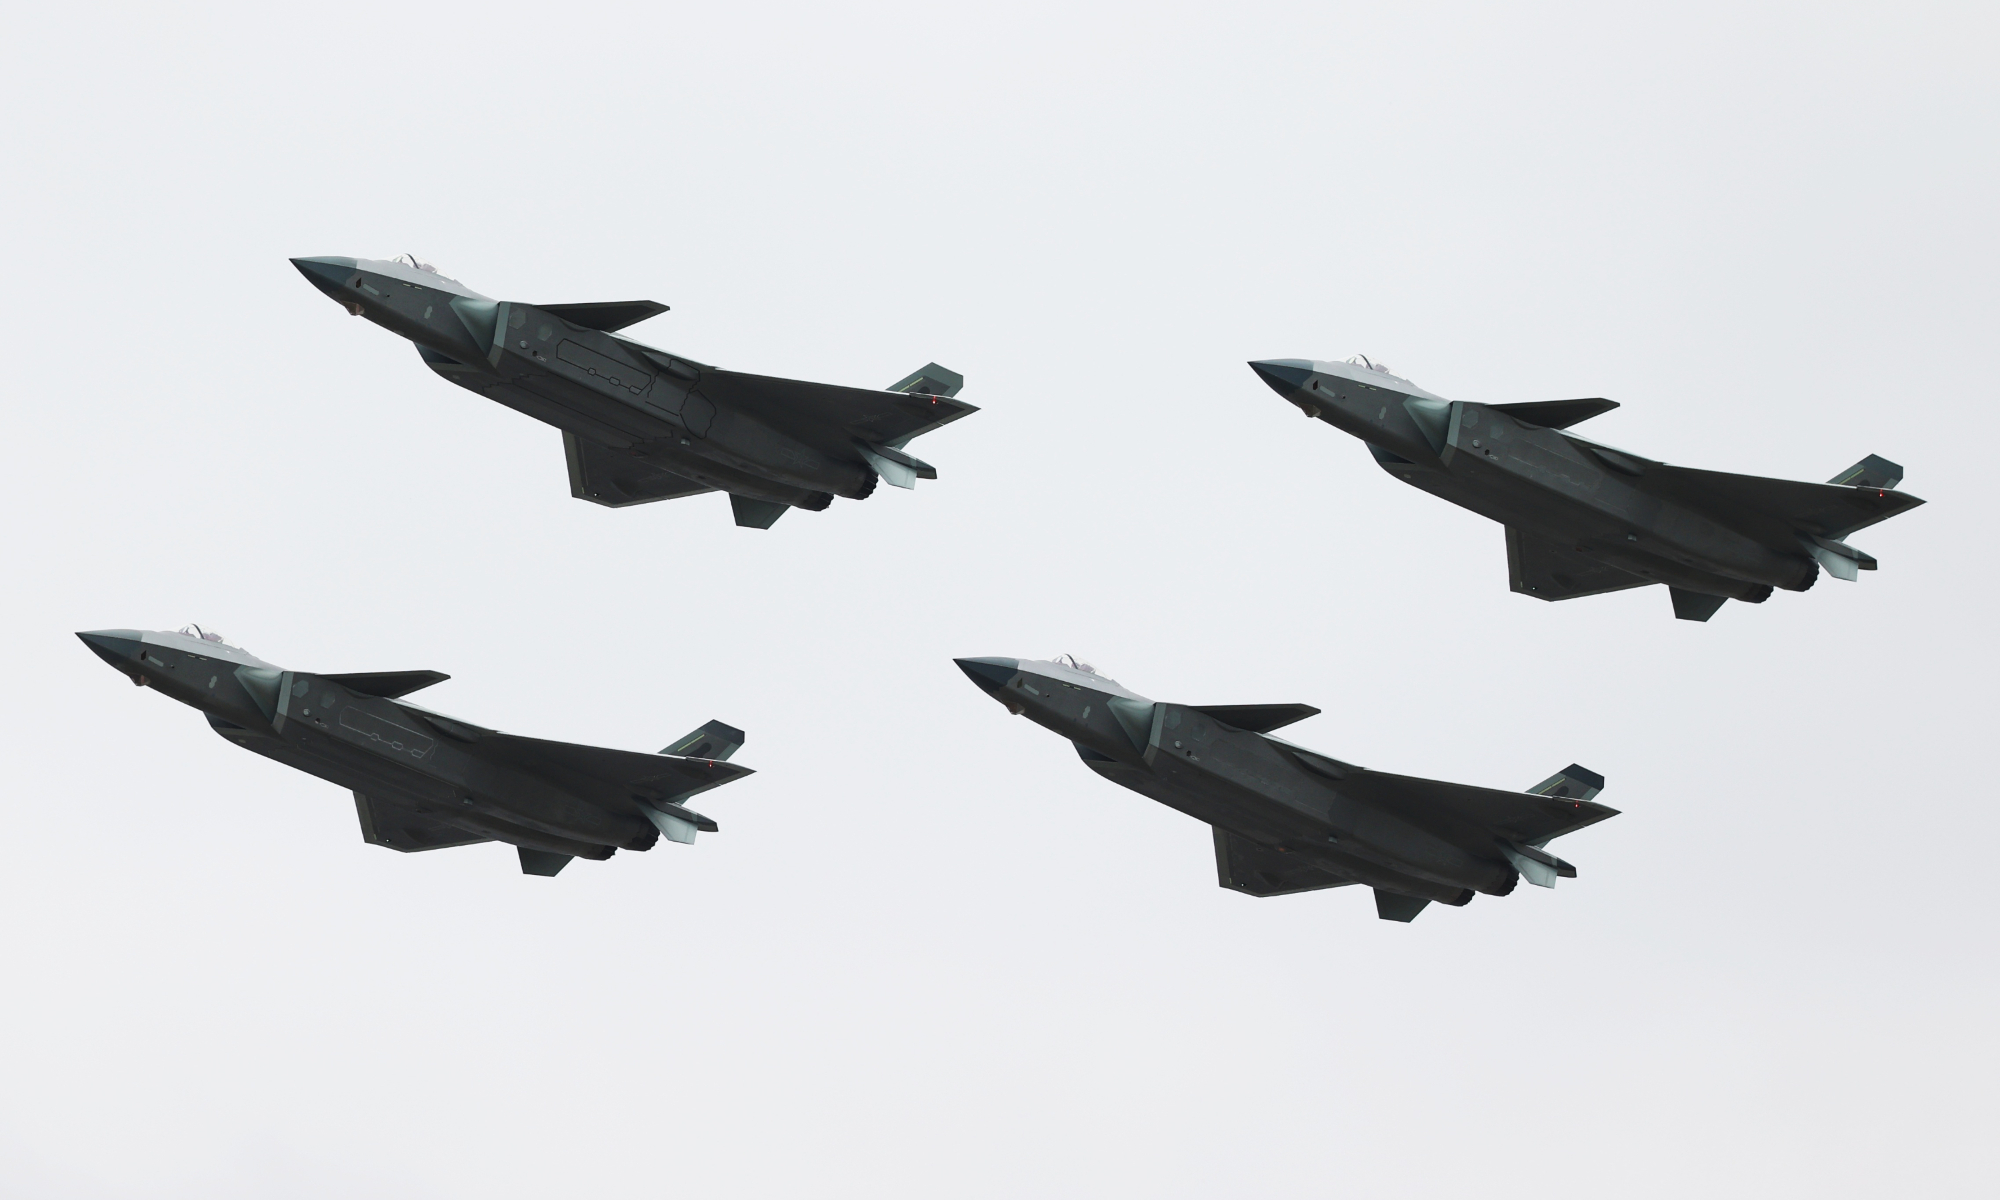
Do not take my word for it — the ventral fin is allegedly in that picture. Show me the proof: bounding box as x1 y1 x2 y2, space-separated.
518 848 573 876
729 494 789 529
1374 890 1431 922
1670 588 1729 621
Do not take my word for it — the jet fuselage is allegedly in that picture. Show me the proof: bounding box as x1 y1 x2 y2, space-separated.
293 256 871 511
1250 357 1818 601
79 629 657 860
956 656 1525 905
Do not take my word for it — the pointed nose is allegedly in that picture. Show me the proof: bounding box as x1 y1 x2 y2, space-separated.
291 256 359 297
1249 359 1316 392
954 657 1020 694
77 630 144 669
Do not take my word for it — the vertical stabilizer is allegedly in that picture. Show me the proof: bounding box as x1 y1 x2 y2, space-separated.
887 363 964 398
1527 764 1604 803
662 720 745 761
1828 454 1903 490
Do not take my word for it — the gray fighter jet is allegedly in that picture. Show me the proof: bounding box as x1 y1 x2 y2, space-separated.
1249 356 1924 620
79 626 750 876
292 255 975 528
956 655 1616 921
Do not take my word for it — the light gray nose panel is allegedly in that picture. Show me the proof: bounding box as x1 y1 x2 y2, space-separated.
76 630 143 667
290 257 357 296
1248 359 1314 390
954 657 1019 693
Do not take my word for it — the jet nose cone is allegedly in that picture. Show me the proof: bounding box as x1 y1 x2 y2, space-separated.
77 629 144 669
954 657 1020 694
1249 358 1316 392
290 256 358 297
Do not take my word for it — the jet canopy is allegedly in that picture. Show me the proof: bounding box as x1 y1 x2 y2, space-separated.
1344 354 1410 383
1055 654 1098 674
178 624 238 648
390 253 457 283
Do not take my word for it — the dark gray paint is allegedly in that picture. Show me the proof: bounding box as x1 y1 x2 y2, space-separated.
1249 358 1924 620
956 656 1616 922
292 256 976 528
80 628 750 877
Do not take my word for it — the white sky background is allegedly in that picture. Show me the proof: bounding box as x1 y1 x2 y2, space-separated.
0 1 1994 1195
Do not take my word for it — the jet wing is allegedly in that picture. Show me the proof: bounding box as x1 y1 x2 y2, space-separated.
690 369 979 455
1488 397 1619 429
470 733 753 810
1505 527 1653 601
540 300 669 332
323 670 450 699
563 431 715 507
354 792 492 852
1213 828 1355 896
1190 704 1320 734
1341 771 1619 847
1634 464 1924 542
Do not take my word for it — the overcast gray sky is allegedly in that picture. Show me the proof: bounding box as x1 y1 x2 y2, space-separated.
2 1 1994 1196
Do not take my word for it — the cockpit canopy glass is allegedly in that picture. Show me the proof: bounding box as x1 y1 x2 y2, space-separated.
390 253 458 283
1055 654 1098 674
178 624 238 648
1343 353 1404 379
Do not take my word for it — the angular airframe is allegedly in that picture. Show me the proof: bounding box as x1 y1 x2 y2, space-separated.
1250 356 1923 620
956 655 1616 921
79 626 750 876
293 255 975 528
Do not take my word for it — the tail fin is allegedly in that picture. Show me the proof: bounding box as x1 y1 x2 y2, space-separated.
888 363 964 398
1527 764 1604 803
1828 454 1903 490
662 720 745 761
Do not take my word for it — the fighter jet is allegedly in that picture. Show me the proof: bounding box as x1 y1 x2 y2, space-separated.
1249 356 1924 620
955 655 1616 921
292 255 975 528
79 625 751 876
